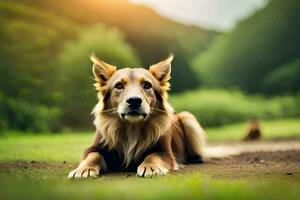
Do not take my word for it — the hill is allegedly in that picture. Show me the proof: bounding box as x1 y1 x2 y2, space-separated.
192 0 300 94
6 0 219 92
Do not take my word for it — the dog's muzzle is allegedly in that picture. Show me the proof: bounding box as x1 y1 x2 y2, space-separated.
121 110 147 123
121 96 147 122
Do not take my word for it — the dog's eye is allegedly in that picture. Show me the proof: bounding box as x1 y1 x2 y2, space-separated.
143 81 152 90
115 82 124 90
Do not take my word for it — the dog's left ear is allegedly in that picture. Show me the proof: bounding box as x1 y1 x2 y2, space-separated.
149 54 174 85
90 53 116 85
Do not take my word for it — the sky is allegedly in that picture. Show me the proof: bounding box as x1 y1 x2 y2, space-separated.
129 0 267 31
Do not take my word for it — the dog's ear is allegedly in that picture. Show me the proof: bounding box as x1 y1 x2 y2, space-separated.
90 53 116 85
149 54 173 85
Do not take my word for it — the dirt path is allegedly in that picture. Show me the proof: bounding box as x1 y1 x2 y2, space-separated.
1 140 300 180
184 140 300 180
205 140 300 157
185 149 300 180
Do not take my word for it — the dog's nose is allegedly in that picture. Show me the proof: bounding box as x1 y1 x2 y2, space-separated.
126 96 142 109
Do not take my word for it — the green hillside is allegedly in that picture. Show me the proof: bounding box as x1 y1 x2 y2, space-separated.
4 0 218 92
0 2 80 131
0 0 218 131
193 0 300 94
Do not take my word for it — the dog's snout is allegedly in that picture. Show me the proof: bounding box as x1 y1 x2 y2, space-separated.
126 96 142 109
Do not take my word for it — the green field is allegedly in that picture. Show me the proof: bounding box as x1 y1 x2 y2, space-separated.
1 170 299 200
0 119 300 200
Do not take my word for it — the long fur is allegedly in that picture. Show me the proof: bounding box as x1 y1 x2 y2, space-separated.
92 99 173 166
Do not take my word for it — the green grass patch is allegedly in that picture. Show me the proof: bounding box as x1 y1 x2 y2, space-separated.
0 132 91 162
0 168 299 200
207 118 300 141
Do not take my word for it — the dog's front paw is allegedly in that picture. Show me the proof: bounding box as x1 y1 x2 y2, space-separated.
137 163 168 178
68 165 100 179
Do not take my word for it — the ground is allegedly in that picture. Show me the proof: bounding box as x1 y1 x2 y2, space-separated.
0 119 300 200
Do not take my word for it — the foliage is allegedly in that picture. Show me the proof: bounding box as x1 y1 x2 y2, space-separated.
170 89 300 127
192 0 300 94
0 2 78 131
5 0 218 92
264 58 300 94
0 93 61 132
58 25 141 128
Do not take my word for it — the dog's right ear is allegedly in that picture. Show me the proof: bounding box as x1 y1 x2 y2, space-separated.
90 53 116 85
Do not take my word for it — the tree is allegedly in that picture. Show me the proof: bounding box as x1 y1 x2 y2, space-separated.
264 58 300 94
0 2 78 131
192 0 300 94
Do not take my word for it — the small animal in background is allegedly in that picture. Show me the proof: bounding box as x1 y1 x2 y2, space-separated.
68 54 206 178
244 118 262 141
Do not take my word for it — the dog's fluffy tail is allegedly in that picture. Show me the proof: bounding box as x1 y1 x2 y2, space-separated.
177 111 206 163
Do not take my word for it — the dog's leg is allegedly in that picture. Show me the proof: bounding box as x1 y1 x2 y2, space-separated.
68 131 105 179
68 152 105 179
137 152 177 178
178 111 206 163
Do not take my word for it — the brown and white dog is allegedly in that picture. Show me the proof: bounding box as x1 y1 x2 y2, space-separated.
68 54 206 178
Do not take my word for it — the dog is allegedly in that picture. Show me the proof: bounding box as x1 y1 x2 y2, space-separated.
68 54 206 178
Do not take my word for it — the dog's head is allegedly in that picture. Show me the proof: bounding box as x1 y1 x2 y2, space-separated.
91 54 173 123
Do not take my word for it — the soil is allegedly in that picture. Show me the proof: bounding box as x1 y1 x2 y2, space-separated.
1 140 300 180
182 140 300 180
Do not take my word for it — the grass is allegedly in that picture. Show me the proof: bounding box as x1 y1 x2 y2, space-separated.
0 118 300 200
207 118 300 141
0 132 91 162
1 169 300 200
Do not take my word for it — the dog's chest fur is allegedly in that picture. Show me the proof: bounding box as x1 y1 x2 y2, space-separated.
93 102 173 166
119 124 146 164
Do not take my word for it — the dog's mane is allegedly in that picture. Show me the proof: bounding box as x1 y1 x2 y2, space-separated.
92 97 174 166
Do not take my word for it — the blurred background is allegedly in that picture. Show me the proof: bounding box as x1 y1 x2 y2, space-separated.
0 0 299 133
